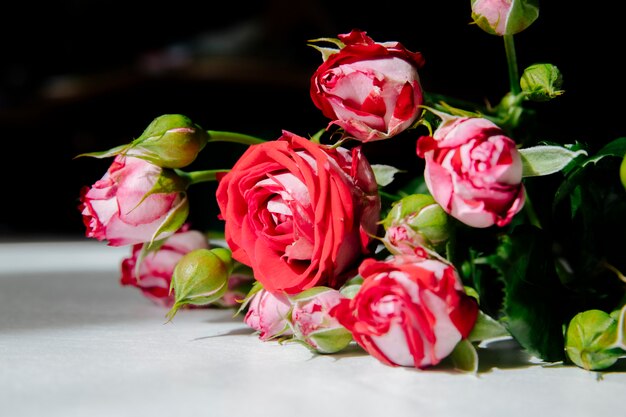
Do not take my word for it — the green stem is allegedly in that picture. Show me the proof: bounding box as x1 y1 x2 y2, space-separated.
177 169 230 185
504 35 520 95
378 189 402 202
523 188 542 229
207 130 265 145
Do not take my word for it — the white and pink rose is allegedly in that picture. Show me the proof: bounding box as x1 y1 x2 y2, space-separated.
331 255 478 368
244 289 293 341
416 116 525 228
79 155 188 246
120 224 209 307
310 29 425 142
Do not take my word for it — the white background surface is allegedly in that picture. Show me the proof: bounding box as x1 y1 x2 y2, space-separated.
1 240 625 417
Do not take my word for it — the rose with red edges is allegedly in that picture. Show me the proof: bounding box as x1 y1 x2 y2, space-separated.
310 29 425 142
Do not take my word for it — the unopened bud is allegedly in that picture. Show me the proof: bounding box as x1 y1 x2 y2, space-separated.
165 247 233 321
564 309 623 371
520 63 564 102
129 114 209 169
471 0 539 36
382 194 449 254
290 287 352 354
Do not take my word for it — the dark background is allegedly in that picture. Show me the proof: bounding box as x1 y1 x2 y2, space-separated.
1 0 622 241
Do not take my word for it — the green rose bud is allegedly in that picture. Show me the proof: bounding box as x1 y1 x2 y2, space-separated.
128 114 209 169
165 247 234 321
382 194 450 253
564 309 623 371
471 0 539 36
520 63 564 102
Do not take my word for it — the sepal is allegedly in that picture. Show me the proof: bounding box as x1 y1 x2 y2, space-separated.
307 37 344 61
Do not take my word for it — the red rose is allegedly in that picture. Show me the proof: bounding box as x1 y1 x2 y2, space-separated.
331 255 478 368
215 131 381 294
310 29 425 142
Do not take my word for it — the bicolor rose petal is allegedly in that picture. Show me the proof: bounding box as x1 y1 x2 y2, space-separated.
310 29 425 142
331 255 479 368
471 0 539 36
78 155 187 246
244 289 293 341
290 287 352 353
120 224 210 307
416 116 525 228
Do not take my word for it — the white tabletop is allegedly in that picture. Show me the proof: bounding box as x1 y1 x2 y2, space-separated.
1 240 624 417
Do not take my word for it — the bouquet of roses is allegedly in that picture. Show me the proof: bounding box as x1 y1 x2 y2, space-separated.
76 0 626 373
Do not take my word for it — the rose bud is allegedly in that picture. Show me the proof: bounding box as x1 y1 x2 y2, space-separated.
520 63 564 102
564 309 624 371
78 155 189 246
310 29 425 142
289 287 353 354
244 289 293 341
125 114 209 169
471 0 539 36
216 130 381 294
381 194 450 254
120 224 210 307
165 247 233 321
416 115 525 228
330 255 479 368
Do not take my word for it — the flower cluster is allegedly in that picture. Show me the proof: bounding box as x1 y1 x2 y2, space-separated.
77 1 626 373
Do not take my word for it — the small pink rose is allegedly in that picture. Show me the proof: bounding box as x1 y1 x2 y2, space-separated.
244 289 293 341
120 224 209 307
79 155 187 246
290 287 351 353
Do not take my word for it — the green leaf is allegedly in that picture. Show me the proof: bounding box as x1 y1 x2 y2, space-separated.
519 145 587 177
468 310 510 342
582 137 626 167
371 164 405 187
488 225 566 362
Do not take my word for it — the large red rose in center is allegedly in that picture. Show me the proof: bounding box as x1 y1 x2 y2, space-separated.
216 131 381 294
